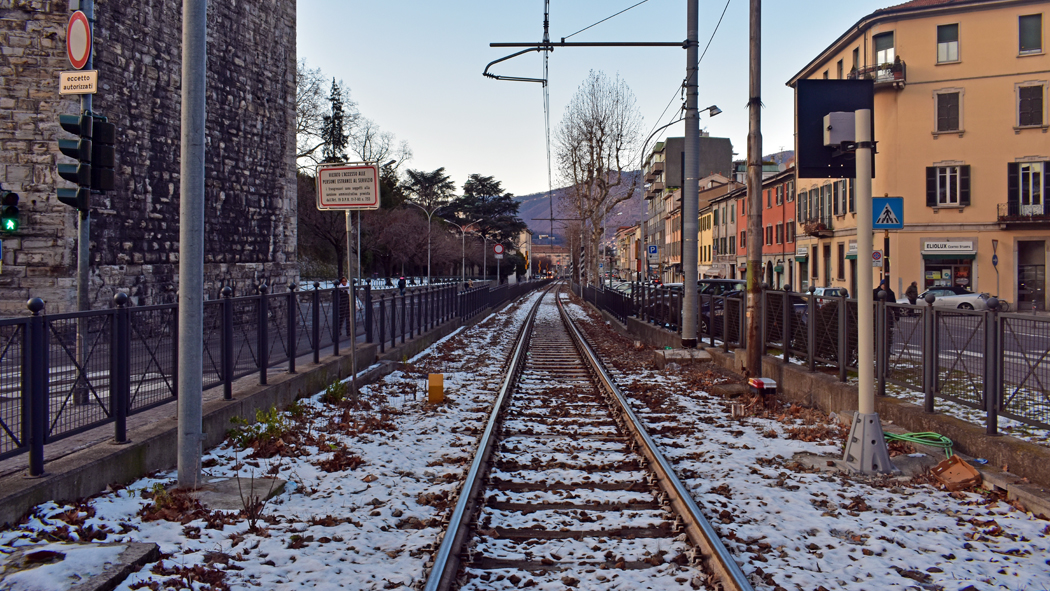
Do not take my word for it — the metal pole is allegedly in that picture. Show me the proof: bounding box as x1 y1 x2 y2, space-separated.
346 210 357 398
682 0 699 348
855 109 875 416
177 0 206 489
841 108 893 474
744 0 764 377
74 0 95 406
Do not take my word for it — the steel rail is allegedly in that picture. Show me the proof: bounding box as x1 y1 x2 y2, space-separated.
423 285 552 591
556 295 755 591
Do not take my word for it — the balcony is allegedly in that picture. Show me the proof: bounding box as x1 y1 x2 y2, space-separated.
999 202 1050 226
802 218 834 238
847 58 906 90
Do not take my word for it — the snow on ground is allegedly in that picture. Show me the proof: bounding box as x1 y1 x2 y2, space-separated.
565 298 1050 591
0 290 544 591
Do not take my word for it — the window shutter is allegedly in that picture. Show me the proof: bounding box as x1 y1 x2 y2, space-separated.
1007 163 1019 214
926 167 937 207
833 183 841 215
1045 161 1050 203
959 165 971 206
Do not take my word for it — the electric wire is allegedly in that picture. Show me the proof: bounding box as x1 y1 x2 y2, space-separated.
642 0 732 158
563 0 652 41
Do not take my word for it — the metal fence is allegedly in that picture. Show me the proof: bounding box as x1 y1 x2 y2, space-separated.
1 279 548 475
578 281 1050 433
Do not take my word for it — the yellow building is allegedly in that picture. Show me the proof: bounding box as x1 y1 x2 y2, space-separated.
699 207 715 278
789 0 1048 308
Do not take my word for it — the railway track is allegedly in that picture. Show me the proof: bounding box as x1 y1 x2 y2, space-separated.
424 286 752 590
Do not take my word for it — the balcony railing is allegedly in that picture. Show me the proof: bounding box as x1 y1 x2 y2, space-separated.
999 202 1049 223
847 59 906 88
801 217 834 238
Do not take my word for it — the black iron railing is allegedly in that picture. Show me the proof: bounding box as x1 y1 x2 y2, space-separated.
0 279 549 475
577 281 1050 433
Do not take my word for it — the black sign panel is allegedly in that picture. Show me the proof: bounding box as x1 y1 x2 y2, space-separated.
795 79 875 179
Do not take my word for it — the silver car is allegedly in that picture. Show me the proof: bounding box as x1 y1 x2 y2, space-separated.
897 286 990 310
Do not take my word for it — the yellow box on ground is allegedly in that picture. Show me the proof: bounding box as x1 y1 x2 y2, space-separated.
428 374 444 404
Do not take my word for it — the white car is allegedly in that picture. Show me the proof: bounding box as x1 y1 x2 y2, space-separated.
897 286 990 310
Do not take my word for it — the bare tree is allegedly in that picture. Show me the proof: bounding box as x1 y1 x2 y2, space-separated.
554 71 642 284
349 118 412 169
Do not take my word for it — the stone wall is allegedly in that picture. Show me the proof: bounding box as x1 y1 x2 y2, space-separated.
0 0 297 314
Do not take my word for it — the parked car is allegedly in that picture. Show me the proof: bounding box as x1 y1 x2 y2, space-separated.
698 279 746 296
896 286 990 310
812 287 849 305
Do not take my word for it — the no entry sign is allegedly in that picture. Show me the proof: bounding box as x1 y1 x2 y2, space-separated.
493 244 504 255
67 11 91 70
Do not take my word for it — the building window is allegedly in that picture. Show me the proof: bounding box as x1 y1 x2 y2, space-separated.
849 179 855 213
786 220 795 243
936 90 961 132
937 24 959 63
713 209 719 226
1008 161 1046 216
874 32 895 65
740 230 746 249
837 244 846 280
823 70 829 79
787 180 795 202
730 203 735 222
852 47 860 71
837 59 844 79
766 189 772 208
766 225 773 246
1020 14 1043 54
776 185 783 205
833 182 841 215
775 223 783 244
925 165 971 207
729 235 736 254
1018 84 1045 128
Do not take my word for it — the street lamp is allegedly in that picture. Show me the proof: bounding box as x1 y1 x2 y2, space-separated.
405 200 440 286
440 217 470 284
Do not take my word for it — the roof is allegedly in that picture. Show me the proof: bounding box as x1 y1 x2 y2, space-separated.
787 0 1016 85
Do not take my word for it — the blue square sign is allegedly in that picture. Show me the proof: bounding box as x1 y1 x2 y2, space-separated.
872 197 904 229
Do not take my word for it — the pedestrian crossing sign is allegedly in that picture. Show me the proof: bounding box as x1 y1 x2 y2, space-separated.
872 197 904 229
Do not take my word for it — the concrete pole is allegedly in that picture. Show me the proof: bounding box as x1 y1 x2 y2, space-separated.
681 0 699 351
856 109 874 415
744 0 764 378
177 0 207 489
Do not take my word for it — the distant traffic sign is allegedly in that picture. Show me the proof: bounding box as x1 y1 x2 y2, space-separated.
872 197 904 229
67 11 91 70
493 244 504 255
316 163 379 210
872 250 883 268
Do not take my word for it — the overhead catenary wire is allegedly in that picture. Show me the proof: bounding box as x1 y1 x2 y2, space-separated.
562 0 652 41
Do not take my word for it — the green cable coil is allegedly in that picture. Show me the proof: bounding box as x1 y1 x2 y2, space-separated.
884 432 953 458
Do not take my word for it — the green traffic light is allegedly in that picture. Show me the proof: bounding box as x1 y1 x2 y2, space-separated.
3 218 17 232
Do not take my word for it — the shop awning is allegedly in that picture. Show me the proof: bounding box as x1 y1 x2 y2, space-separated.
923 253 976 260
773 265 784 272
794 256 808 262
845 254 857 260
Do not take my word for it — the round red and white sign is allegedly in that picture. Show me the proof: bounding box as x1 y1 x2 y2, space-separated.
493 244 505 255
872 251 883 261
67 11 91 70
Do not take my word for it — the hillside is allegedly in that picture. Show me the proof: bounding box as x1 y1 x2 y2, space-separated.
515 171 645 244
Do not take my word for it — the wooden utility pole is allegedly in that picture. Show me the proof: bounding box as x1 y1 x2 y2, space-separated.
745 0 763 377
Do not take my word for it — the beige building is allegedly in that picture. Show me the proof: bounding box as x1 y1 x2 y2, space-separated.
789 0 1048 308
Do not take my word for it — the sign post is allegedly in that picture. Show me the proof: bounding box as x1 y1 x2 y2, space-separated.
493 244 504 284
316 162 380 401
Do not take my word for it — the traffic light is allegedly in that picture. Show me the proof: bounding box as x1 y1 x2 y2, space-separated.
0 190 19 232
90 115 115 192
57 113 92 212
56 112 115 212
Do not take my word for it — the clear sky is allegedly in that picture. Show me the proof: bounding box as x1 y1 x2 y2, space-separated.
298 1 890 197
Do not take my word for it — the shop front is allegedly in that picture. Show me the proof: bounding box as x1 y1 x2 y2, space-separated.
921 239 976 291
795 246 809 291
